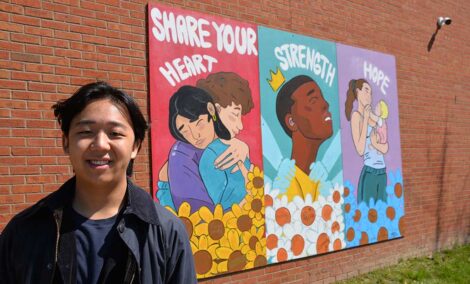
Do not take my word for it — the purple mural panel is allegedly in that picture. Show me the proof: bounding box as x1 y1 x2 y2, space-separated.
337 44 402 199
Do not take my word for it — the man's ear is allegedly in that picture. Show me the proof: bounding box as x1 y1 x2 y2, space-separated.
207 102 216 117
215 103 222 114
131 141 140 159
62 135 69 154
285 114 297 132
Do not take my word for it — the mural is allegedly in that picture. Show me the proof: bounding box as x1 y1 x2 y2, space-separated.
148 3 266 279
148 4 404 279
258 27 346 263
336 44 404 246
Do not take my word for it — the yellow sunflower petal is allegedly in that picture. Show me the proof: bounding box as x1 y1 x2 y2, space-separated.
226 217 237 229
220 235 229 248
241 244 250 254
217 260 228 273
214 204 223 220
259 238 266 247
216 247 233 259
198 206 214 223
194 223 209 236
210 261 218 274
256 241 264 255
250 226 257 236
228 229 240 249
190 241 197 253
254 166 260 176
231 204 242 217
248 172 254 181
222 211 235 223
208 244 218 255
246 182 253 190
246 250 256 261
242 231 250 243
189 212 202 225
253 218 265 228
199 235 208 250
178 202 191 217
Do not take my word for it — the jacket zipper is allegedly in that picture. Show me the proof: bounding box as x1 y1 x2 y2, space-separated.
50 212 60 284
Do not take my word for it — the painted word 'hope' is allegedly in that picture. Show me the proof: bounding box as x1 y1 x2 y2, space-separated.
150 7 257 56
363 61 390 95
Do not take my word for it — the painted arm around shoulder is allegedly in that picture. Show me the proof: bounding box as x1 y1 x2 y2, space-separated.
215 138 250 172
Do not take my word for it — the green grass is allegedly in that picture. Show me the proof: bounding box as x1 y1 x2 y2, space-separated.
338 244 470 284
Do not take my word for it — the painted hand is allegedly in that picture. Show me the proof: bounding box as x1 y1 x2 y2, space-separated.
237 160 253 186
364 104 371 122
216 138 250 172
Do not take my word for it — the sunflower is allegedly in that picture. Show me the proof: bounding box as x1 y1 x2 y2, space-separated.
242 225 264 245
191 234 218 278
246 241 267 268
243 193 265 223
227 203 255 233
241 226 267 268
216 229 249 273
246 166 264 197
170 202 201 241
194 204 234 243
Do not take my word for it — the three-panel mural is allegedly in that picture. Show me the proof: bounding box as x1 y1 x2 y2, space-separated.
148 3 405 279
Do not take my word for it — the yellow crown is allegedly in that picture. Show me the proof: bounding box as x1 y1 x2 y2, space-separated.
267 67 285 92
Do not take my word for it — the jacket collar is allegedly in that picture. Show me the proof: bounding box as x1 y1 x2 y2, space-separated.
36 177 160 225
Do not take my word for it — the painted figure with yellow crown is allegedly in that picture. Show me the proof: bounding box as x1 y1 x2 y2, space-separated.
259 27 346 263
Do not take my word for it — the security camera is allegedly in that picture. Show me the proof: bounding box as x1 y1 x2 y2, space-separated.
437 17 452 28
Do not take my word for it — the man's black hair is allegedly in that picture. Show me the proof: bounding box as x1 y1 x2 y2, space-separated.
276 75 315 137
52 81 148 175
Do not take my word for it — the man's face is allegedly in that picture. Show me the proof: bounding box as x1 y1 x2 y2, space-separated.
217 102 243 138
64 99 138 187
175 114 215 149
289 81 333 140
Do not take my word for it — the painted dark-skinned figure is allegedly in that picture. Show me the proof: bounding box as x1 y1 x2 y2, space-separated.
276 75 333 201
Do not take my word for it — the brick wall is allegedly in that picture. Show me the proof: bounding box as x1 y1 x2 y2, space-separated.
1 0 469 283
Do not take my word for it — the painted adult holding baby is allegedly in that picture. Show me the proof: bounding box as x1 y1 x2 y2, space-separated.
345 79 389 204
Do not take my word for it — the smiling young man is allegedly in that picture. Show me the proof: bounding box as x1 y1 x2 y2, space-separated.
0 82 196 284
276 75 333 201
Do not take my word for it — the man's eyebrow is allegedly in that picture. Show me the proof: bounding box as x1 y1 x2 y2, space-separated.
74 120 95 126
233 106 241 110
307 89 316 96
75 120 127 128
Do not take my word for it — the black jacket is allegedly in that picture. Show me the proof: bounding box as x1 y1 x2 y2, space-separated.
0 177 197 284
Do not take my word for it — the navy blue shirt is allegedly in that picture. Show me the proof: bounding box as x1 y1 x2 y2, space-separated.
69 207 120 284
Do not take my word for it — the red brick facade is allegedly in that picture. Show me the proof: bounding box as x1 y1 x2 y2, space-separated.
0 1 469 283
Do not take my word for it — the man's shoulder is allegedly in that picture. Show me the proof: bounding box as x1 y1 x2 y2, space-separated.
152 201 187 236
1 191 56 237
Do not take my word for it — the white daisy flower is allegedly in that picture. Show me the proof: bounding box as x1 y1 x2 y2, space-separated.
328 231 346 251
271 238 292 263
283 221 307 258
327 183 345 206
272 195 296 228
326 217 345 235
